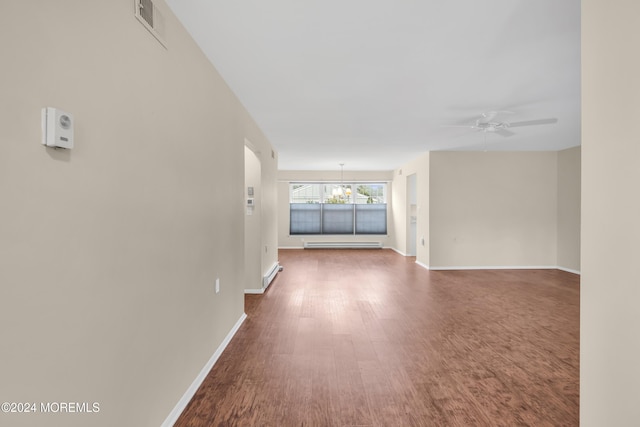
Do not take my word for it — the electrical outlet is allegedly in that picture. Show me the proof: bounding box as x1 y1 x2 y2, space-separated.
215 278 220 294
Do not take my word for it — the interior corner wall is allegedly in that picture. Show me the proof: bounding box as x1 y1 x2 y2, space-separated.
244 146 262 291
0 1 276 426
557 146 581 272
582 1 640 425
391 153 430 265
429 152 558 268
256 147 279 286
243 139 278 292
390 169 407 253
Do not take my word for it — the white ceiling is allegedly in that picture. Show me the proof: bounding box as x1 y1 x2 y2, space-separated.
164 0 581 171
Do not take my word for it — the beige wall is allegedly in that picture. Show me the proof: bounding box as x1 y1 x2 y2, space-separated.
0 1 276 426
244 142 279 292
244 146 262 291
582 1 640 424
281 149 578 271
259 150 280 282
429 152 559 268
557 146 581 272
391 153 430 265
390 170 407 253
277 170 393 248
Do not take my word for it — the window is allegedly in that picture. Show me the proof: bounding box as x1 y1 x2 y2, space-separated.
355 184 385 204
290 203 321 234
289 182 387 235
290 184 321 204
355 204 387 234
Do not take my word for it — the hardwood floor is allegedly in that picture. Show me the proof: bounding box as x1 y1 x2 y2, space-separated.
175 249 579 427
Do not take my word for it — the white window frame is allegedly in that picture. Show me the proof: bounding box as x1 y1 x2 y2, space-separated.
289 182 388 235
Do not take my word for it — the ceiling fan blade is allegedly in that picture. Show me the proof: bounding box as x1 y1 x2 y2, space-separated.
508 118 558 128
495 129 516 137
481 111 498 122
480 110 514 123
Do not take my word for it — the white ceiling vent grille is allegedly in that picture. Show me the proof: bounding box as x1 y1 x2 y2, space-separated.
134 0 166 48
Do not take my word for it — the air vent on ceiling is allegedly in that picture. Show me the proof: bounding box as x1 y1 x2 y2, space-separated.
134 0 166 48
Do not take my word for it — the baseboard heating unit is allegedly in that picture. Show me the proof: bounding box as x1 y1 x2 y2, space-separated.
262 262 281 289
303 241 383 249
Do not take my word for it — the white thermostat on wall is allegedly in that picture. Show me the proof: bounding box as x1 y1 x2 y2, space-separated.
42 107 74 149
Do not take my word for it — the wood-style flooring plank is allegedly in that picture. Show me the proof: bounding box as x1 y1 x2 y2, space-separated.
175 249 579 426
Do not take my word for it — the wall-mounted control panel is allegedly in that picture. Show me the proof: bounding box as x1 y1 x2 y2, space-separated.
42 107 73 149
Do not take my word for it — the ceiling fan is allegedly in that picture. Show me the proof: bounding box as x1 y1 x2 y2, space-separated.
446 111 558 137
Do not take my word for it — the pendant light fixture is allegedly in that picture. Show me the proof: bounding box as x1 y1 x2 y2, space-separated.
332 163 345 197
339 163 344 196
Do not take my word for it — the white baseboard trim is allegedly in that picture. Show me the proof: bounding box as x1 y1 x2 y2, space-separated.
429 265 559 271
161 312 247 427
413 264 580 275
557 266 581 275
415 260 430 270
278 246 303 250
389 247 407 256
244 288 265 294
